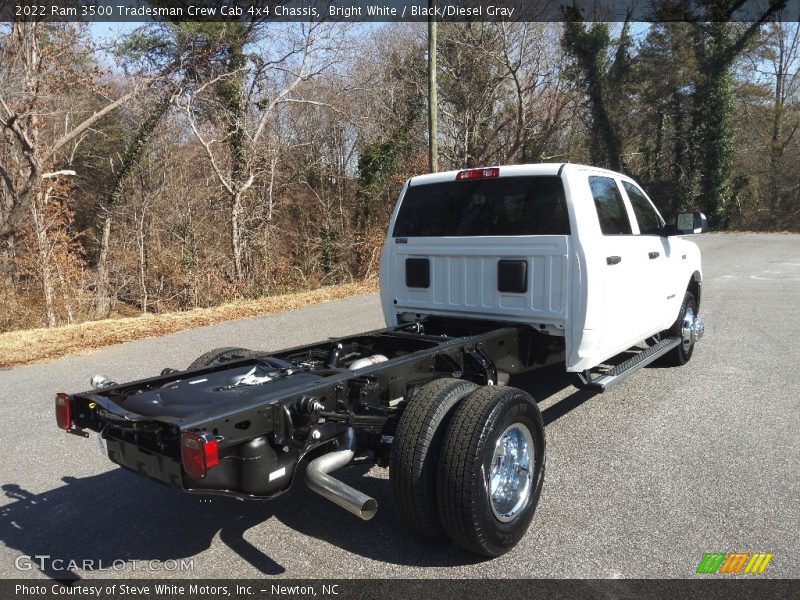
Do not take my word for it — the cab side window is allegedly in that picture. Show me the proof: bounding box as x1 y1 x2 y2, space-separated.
623 181 663 235
589 176 632 235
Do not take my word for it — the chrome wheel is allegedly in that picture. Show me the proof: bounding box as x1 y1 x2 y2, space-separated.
681 307 694 351
681 307 703 350
489 423 534 522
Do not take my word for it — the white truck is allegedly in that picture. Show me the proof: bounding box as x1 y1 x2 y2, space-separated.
381 163 707 381
57 163 706 558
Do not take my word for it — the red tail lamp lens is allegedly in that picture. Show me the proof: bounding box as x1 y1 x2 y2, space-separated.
455 167 500 181
55 393 72 430
180 432 220 479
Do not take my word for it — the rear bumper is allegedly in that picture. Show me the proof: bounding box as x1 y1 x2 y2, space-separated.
105 433 297 500
106 436 183 490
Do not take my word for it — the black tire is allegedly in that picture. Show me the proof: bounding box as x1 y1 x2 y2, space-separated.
661 291 697 366
437 386 546 557
390 378 478 539
187 347 262 370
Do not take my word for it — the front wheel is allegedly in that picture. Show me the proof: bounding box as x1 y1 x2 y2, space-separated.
661 291 700 366
436 386 545 557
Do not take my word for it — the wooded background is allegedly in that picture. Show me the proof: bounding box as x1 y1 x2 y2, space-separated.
2 13 799 332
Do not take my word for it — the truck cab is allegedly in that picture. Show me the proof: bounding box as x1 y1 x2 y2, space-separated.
379 163 705 374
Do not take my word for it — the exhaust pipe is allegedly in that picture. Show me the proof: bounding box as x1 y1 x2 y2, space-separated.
305 428 377 520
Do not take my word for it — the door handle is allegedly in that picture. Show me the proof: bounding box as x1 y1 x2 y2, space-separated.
606 256 622 265
648 251 660 259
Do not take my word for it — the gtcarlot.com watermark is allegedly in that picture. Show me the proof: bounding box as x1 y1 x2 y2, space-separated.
15 554 194 572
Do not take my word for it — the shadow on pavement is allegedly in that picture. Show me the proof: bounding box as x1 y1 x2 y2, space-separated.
0 367 604 580
0 472 283 580
510 364 597 426
0 467 478 581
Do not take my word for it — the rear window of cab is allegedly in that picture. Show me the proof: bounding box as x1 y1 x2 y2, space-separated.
392 176 570 237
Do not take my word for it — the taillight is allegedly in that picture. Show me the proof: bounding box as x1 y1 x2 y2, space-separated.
455 167 500 181
180 432 220 479
55 392 72 430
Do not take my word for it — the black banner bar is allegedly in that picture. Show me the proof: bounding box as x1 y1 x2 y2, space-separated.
3 0 800 23
4 579 799 600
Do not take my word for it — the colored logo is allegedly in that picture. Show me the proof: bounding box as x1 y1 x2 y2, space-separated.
696 552 773 574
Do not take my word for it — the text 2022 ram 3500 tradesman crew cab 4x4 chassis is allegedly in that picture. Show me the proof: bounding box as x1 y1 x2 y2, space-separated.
56 163 707 557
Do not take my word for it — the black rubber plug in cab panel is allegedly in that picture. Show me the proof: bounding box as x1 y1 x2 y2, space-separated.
498 259 527 293
406 258 430 288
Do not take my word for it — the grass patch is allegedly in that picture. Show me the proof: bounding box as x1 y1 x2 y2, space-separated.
0 281 378 368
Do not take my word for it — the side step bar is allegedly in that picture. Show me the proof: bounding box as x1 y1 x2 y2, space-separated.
588 337 682 392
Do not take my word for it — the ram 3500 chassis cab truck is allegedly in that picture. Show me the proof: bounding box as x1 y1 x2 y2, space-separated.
56 163 707 557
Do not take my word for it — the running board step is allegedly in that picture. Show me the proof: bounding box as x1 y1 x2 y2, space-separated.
588 337 681 392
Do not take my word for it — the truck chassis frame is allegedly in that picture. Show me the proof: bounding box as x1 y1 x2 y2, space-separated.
69 317 559 503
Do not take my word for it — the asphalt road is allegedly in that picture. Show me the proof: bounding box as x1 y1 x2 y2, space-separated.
1 233 797 580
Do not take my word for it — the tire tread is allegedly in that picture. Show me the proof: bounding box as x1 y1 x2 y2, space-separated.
390 378 477 538
437 386 545 556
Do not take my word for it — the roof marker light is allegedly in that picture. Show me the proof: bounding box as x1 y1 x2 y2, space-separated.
455 167 500 181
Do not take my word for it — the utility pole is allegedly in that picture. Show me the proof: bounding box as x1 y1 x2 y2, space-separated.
428 0 438 173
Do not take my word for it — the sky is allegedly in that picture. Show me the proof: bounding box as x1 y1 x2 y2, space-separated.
88 20 140 43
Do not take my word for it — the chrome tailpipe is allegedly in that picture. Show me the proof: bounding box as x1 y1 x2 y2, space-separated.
304 428 377 520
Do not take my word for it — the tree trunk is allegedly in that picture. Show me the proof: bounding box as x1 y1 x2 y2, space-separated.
694 66 735 224
1 235 15 287
31 191 56 327
231 191 244 281
222 40 249 282
55 265 74 324
137 206 148 314
428 7 438 173
653 112 665 181
769 36 785 226
95 212 112 318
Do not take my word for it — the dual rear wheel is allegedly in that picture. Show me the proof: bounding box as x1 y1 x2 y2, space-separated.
390 379 546 557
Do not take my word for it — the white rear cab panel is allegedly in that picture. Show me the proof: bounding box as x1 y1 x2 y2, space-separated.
382 236 570 333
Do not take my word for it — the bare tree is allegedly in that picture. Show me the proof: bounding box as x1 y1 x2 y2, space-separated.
435 23 572 169
0 23 166 243
182 22 348 281
764 22 800 223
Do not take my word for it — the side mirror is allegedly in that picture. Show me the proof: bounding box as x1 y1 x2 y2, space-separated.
675 212 709 235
